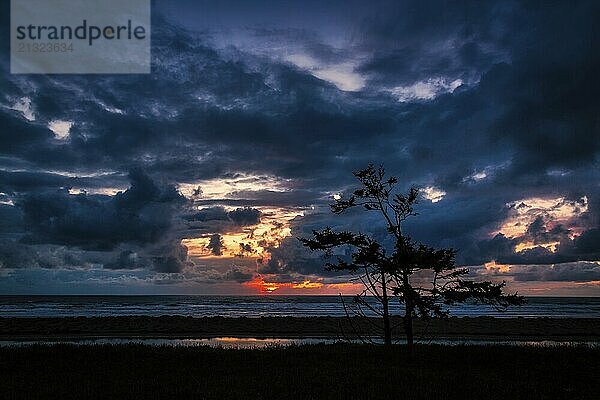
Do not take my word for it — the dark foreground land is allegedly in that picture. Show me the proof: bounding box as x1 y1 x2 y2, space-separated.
1 316 599 341
0 344 598 400
0 316 600 342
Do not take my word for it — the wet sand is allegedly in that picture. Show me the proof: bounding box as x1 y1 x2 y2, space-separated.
1 316 599 341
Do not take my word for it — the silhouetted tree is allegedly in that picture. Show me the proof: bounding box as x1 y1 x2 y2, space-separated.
300 164 524 347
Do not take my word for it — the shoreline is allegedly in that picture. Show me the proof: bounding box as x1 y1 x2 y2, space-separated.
2 316 599 342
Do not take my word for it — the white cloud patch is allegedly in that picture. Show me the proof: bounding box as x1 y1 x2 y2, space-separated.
48 120 73 140
463 162 511 184
423 186 446 203
463 169 489 183
546 168 571 177
390 78 462 102
0 192 15 206
68 187 123 196
97 101 125 115
285 54 365 91
10 97 35 121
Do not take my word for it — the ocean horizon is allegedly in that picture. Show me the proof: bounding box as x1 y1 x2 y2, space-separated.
2 295 599 318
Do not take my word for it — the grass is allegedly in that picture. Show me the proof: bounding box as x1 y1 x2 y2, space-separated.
0 343 598 399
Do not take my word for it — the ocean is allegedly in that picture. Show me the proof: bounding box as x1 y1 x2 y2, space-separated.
1 296 599 318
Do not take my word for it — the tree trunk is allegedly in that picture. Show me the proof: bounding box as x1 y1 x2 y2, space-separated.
403 273 414 349
381 272 392 345
404 304 414 349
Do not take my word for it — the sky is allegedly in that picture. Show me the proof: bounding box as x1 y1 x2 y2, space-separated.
0 0 599 295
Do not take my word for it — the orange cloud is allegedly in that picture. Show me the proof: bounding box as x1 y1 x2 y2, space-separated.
484 260 512 273
183 206 302 259
494 196 588 253
292 280 324 289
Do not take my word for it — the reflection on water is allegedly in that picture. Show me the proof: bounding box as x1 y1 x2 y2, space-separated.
0 337 597 348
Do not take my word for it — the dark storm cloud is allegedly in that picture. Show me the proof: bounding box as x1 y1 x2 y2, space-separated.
0 242 49 269
16 169 185 250
184 207 230 223
0 241 111 270
356 0 515 88
183 207 262 239
355 1 600 270
258 236 331 277
0 169 126 194
349 0 600 189
148 241 191 273
104 250 139 270
102 241 191 273
0 7 401 184
0 112 54 155
185 206 261 226
510 263 600 283
223 267 254 283
1 169 191 272
228 207 262 225
0 204 23 236
568 229 600 259
477 262 600 283
207 234 225 256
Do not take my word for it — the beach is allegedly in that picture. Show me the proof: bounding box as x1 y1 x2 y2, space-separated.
2 316 599 342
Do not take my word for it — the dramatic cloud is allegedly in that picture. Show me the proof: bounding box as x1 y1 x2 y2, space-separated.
1 169 190 273
184 206 262 232
17 168 185 250
0 1 598 294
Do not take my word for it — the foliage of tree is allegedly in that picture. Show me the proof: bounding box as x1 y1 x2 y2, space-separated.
300 164 524 346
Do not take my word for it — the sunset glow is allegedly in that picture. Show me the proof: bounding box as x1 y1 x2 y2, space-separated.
495 196 589 254
179 175 291 199
243 277 324 293
242 277 362 294
484 260 512 273
497 196 588 239
182 206 302 259
514 241 560 253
